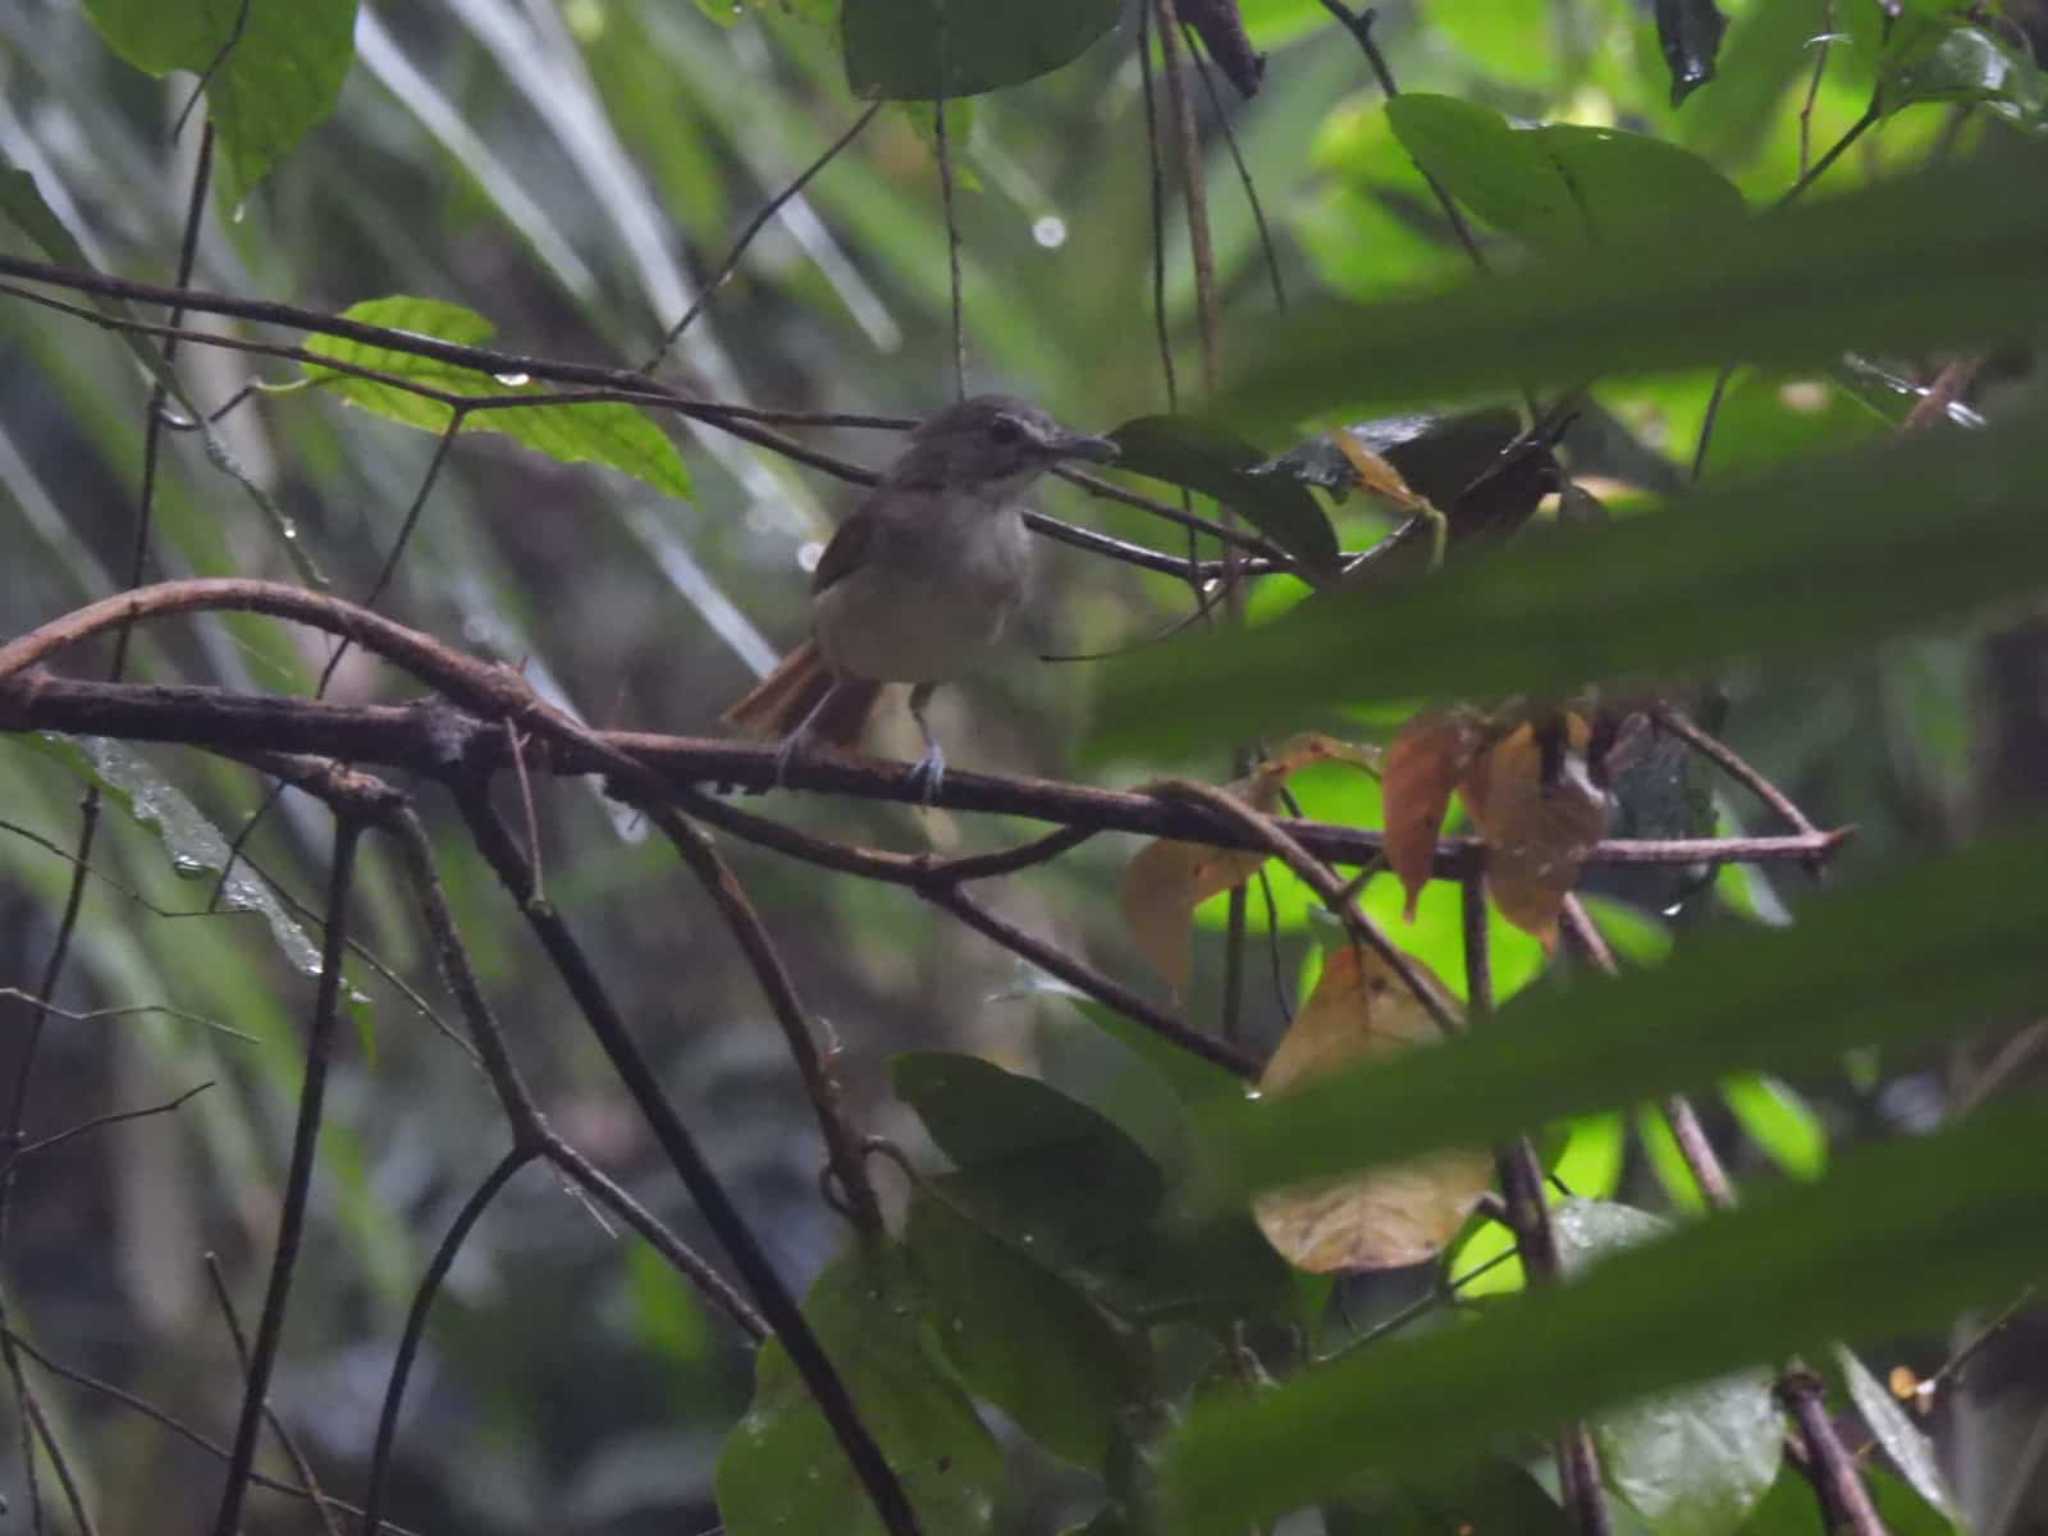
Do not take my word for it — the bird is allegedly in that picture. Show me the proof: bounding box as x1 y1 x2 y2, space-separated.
722 394 1118 800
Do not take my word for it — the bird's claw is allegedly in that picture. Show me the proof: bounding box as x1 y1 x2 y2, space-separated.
904 743 947 806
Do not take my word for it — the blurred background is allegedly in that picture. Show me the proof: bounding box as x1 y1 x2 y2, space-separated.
0 0 2043 1529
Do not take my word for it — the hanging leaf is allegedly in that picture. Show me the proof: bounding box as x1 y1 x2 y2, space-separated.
1837 1346 1964 1524
1253 944 1490 1273
81 0 359 198
1120 735 1378 990
1553 1201 1783 1536
1382 710 1491 921
1461 718 1610 947
1110 416 1342 578
842 0 1120 100
714 1243 1001 1536
1178 0 1264 98
302 296 692 499
1656 0 1730 106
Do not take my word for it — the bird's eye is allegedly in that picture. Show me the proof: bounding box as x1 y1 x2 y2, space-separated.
987 416 1024 446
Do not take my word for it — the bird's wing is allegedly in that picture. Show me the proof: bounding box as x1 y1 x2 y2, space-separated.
810 495 882 595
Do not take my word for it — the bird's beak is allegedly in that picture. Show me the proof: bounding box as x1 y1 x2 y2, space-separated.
1050 430 1120 465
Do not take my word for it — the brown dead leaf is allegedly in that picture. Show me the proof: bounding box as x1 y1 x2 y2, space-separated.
1382 710 1490 922
1120 734 1380 992
1253 944 1491 1272
1328 431 1430 514
1460 718 1610 948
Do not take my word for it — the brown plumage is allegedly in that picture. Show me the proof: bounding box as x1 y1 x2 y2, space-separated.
721 638 881 747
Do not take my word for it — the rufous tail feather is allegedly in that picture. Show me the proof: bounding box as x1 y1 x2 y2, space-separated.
720 638 881 748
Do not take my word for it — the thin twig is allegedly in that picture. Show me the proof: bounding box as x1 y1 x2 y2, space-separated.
636 801 885 1234
1650 707 1826 841
451 787 920 1536
645 102 884 370
211 817 363 1536
1561 895 1888 1536
1464 871 1611 1536
1797 3 1837 178
5 1082 212 1170
202 1253 344 1536
1182 21 1287 311
363 1148 535 1536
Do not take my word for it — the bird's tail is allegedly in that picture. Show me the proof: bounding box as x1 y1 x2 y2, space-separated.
720 639 881 748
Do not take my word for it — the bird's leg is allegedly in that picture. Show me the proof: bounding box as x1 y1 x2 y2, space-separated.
904 682 946 804
774 679 847 789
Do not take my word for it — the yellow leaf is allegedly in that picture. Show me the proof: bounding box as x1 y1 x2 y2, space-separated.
1253 945 1491 1272
1382 709 1491 922
1461 718 1609 948
1120 734 1380 992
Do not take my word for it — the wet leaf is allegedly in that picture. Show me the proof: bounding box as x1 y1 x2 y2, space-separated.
81 0 359 198
842 0 1119 100
1120 734 1377 991
303 296 692 499
1383 710 1491 921
1880 19 2048 123
1838 1346 1962 1523
1462 720 1610 946
1656 0 1729 106
1110 416 1342 577
714 1243 1000 1536
1253 945 1490 1272
1554 1201 1783 1536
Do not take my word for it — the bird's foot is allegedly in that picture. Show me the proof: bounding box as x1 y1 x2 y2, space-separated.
773 730 811 790
903 742 947 806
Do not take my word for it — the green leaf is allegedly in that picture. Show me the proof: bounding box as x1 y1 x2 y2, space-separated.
906 1190 1135 1467
892 1051 1165 1264
1384 96 1582 248
1328 1458 1573 1534
714 1243 1000 1536
1108 416 1341 576
1388 99 1743 251
1214 142 2048 433
1157 1096 2048 1533
81 0 359 198
1555 1201 1782 1536
1090 399 2048 753
893 1052 1290 1332
842 0 1119 100
1837 1346 1962 1523
302 297 691 499
1655 0 1728 106
1722 1075 1827 1179
1880 19 2048 123
1192 828 2048 1201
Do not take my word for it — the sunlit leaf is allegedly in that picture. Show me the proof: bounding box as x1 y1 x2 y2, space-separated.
1253 943 1490 1272
842 0 1119 99
81 0 359 198
1158 1096 2048 1533
302 296 692 499
1721 1075 1827 1179
714 1243 1000 1536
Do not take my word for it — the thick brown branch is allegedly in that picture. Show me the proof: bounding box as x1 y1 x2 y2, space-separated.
0 672 1852 877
